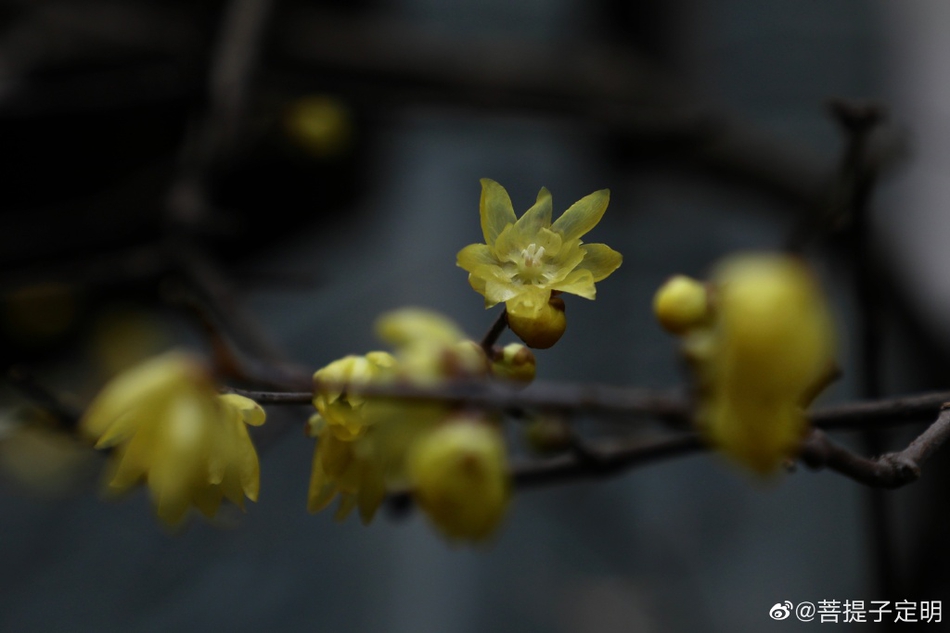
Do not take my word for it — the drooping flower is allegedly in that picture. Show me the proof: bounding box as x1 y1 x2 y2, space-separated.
307 308 510 537
457 179 622 348
80 352 265 526
307 414 386 524
654 254 836 474
408 416 509 541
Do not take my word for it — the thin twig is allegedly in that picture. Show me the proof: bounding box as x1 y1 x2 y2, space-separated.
231 382 950 431
480 308 509 356
830 98 896 601
801 408 950 489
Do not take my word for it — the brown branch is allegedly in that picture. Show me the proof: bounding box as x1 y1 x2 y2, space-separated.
801 408 950 489
231 382 950 431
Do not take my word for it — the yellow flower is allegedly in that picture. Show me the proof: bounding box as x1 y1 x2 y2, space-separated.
80 352 265 526
307 309 494 525
657 254 836 474
408 417 509 541
312 352 397 441
307 414 386 524
457 179 622 346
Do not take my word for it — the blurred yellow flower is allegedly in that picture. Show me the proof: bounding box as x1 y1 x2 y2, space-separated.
308 309 497 527
408 417 509 541
457 179 622 346
307 414 386 524
80 352 265 526
656 254 836 474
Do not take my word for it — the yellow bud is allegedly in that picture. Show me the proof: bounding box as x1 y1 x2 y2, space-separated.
284 95 353 158
445 340 490 378
408 418 509 542
653 275 709 334
523 415 571 454
491 343 536 385
507 296 566 349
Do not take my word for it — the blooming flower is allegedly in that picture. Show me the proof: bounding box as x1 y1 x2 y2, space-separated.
80 352 265 526
408 416 509 541
654 254 836 474
457 179 622 347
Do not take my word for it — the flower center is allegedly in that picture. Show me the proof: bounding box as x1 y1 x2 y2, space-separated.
521 243 545 268
516 243 546 283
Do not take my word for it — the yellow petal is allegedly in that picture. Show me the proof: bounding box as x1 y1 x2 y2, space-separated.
484 280 522 306
505 288 551 319
578 244 622 282
550 269 596 299
479 178 517 246
469 274 487 295
81 353 194 442
219 393 266 426
334 494 358 521
511 187 552 243
193 486 223 518
357 468 386 525
94 410 141 449
551 189 610 241
307 445 337 513
457 243 498 270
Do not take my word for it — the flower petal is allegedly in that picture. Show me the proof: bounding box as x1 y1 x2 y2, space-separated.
551 269 596 299
484 280 522 305
578 244 623 282
506 288 551 319
511 187 552 243
551 189 610 241
219 393 266 426
456 244 507 283
480 179 516 246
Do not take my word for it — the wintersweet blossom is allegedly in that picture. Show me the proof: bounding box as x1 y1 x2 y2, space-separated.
80 352 265 525
308 310 485 522
457 179 622 347
307 413 386 524
654 254 836 474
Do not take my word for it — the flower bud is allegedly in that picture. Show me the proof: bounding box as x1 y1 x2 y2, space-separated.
653 275 709 334
408 418 509 541
523 415 572 454
491 343 536 385
507 296 566 349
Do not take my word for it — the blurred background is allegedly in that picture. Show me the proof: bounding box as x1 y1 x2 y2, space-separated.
0 0 948 631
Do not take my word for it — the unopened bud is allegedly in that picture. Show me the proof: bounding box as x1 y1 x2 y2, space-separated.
653 275 709 334
491 343 536 385
507 296 567 349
